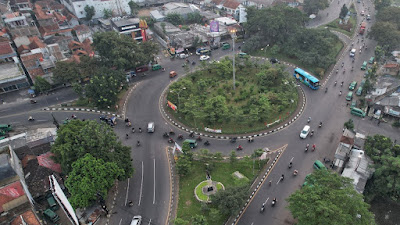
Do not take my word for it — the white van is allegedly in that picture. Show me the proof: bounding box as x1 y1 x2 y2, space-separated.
147 122 155 133
130 216 142 225
300 125 310 139
350 49 356 57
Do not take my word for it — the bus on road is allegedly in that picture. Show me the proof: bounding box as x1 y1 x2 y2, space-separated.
293 68 320 90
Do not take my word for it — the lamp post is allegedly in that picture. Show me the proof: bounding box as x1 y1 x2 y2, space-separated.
230 28 237 90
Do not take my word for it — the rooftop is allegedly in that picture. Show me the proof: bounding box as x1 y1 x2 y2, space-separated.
0 154 17 183
0 42 14 56
112 18 140 28
0 180 26 213
10 209 41 225
223 0 241 9
0 62 25 83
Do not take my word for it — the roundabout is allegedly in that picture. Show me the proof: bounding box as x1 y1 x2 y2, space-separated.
194 180 225 203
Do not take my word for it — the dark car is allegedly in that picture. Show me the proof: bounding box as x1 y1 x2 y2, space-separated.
210 45 219 50
270 58 280 64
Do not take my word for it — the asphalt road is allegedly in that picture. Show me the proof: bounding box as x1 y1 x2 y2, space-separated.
0 2 394 224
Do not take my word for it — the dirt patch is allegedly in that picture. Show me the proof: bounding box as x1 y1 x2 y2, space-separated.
185 200 191 206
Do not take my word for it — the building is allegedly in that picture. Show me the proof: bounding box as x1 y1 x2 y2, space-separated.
111 17 146 41
73 24 92 42
1 11 40 38
341 149 374 194
44 35 73 55
9 0 32 12
0 38 30 94
162 2 200 18
383 63 400 76
150 10 165 22
60 0 134 19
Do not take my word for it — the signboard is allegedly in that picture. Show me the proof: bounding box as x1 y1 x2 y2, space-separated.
210 20 219 32
167 100 177 111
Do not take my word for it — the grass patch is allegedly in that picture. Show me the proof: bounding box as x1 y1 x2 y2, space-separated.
195 181 210 201
325 4 357 37
177 158 267 224
217 183 223 190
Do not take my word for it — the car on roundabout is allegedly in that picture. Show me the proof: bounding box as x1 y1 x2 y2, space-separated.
300 125 310 139
200 55 210 61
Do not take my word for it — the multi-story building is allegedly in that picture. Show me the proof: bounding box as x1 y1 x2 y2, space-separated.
60 0 136 19
0 37 30 93
111 17 145 41
9 0 32 12
1 11 40 38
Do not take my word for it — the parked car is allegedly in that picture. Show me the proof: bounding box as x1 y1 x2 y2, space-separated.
270 58 280 64
222 43 230 50
200 55 210 61
349 81 357 90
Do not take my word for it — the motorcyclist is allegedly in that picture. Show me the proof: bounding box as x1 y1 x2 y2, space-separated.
312 144 316 151
168 137 174 143
334 81 337 86
178 134 183 139
28 116 34 121
308 117 311 123
237 145 243 150
204 140 210 145
341 81 344 87
137 140 140 146
126 133 129 139
325 87 328 93
339 91 342 96
132 127 135 133
139 127 142 133
289 161 293 168
260 203 266 212
336 69 339 74
293 170 298 176
319 121 322 127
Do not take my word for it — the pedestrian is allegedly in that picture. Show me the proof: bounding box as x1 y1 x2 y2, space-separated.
346 103 349 106
394 139 397 144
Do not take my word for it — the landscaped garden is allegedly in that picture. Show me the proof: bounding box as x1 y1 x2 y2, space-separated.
166 57 299 134
176 153 267 224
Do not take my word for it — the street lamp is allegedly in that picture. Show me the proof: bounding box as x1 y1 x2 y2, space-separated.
230 28 237 90
170 87 186 109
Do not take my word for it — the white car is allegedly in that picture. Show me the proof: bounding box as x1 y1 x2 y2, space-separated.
300 125 310 139
361 11 365 16
131 216 142 225
200 55 210 61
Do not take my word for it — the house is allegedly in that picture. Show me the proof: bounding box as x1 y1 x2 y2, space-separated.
222 0 242 15
162 2 200 19
0 38 30 93
10 209 41 225
68 39 93 61
341 149 374 194
9 0 32 12
150 10 165 22
43 35 73 55
1 11 40 38
60 0 133 19
111 17 147 41
383 63 400 76
332 129 355 171
73 24 92 42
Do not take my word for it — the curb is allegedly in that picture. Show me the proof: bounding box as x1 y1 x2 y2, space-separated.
231 146 285 225
42 107 122 118
121 83 140 119
159 59 306 139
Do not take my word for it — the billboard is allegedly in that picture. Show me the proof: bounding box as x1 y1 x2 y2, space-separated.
210 20 219 32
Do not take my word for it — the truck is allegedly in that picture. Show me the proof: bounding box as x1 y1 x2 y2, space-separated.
359 22 367 34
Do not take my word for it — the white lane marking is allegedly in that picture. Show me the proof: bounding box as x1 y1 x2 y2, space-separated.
153 158 156 204
148 218 152 224
139 161 144 206
264 197 269 204
125 178 130 206
119 218 122 225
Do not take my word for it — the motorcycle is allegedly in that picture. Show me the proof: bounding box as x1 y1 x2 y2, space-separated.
307 117 311 123
271 198 277 207
138 128 142 133
236 145 243 151
230 137 237 143
30 99 37 104
293 170 298 176
197 136 202 142
260 203 266 213
168 138 174 143
248 137 254 143
189 132 195 138
204 140 210 146
163 132 169 138
305 144 309 152
288 162 293 168
310 131 314 137
169 130 175 135
137 141 140 146
325 88 328 93
319 122 322 128
132 128 135 133
28 116 35 121
177 134 183 140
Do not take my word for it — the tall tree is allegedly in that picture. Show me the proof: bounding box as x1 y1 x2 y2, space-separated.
84 67 126 108
166 13 184 26
191 215 208 225
287 170 376 225
65 153 124 208
84 5 95 21
374 0 392 10
303 0 329 15
51 120 133 179
128 0 139 16
339 4 349 19
368 22 400 52
103 8 112 19
211 185 248 216
92 31 158 70
52 61 81 84
34 76 51 93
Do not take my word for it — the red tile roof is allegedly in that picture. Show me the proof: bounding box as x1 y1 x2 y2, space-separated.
28 36 46 49
11 209 40 225
0 42 14 55
17 44 31 54
223 0 240 9
21 52 43 67
384 63 399 68
0 181 26 213
37 152 62 173
74 24 90 34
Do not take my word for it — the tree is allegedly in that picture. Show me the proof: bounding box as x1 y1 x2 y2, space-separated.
369 22 400 52
374 0 392 10
344 119 354 130
209 208 221 222
229 150 237 164
191 215 208 225
52 61 81 84
166 13 184 26
339 4 349 19
128 0 139 16
84 68 126 108
187 12 203 24
34 76 51 93
176 155 191 176
287 170 376 225
204 95 229 124
211 185 248 215
51 120 133 179
192 35 203 48
65 153 123 209
84 5 95 21
93 31 158 70
303 0 329 15
103 8 112 19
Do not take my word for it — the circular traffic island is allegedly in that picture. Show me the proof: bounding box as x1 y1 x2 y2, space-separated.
166 57 299 134
194 180 225 203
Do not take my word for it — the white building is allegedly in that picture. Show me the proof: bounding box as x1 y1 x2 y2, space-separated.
60 0 143 19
